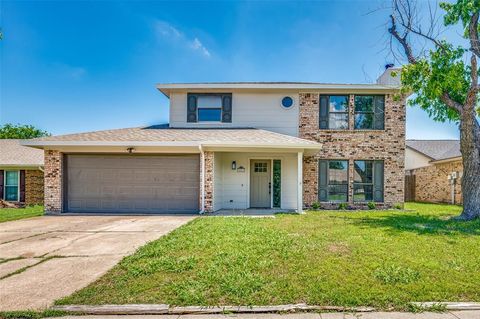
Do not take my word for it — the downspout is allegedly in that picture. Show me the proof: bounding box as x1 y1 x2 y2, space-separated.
199 144 205 214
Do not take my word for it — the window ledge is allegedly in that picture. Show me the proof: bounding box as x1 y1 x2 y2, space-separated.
316 129 386 133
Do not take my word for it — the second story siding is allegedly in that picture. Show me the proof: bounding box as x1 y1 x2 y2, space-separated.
169 92 300 136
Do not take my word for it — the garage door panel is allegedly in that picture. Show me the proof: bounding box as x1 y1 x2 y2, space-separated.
66 155 200 214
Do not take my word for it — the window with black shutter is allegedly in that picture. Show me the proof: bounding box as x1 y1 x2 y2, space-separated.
319 95 349 130
318 159 349 202
353 160 384 202
354 95 385 130
186 93 232 123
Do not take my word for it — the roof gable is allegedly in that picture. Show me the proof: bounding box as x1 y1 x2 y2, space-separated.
406 140 461 161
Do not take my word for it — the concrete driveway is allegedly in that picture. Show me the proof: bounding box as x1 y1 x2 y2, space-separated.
0 215 195 311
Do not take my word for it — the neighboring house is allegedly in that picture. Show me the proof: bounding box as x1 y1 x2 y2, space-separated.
23 67 406 214
0 139 44 205
405 140 462 204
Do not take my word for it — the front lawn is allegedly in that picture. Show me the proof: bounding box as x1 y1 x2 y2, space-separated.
57 203 480 310
0 205 43 223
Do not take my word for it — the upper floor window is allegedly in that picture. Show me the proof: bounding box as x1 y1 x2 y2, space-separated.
187 93 232 123
319 95 349 130
318 160 349 202
197 95 222 122
354 95 385 130
353 160 384 202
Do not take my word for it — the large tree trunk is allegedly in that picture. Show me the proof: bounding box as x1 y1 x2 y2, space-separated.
458 108 480 220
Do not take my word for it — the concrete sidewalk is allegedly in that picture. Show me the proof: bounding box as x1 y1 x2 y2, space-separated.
53 311 479 319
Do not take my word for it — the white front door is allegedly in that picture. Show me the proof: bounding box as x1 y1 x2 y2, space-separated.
250 160 271 208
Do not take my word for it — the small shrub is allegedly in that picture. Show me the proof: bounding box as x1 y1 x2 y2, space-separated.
374 264 420 284
367 202 376 210
338 203 348 210
311 202 320 210
394 203 403 210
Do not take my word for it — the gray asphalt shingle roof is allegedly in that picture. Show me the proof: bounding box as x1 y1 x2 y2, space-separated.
26 125 321 148
406 139 461 161
0 139 44 166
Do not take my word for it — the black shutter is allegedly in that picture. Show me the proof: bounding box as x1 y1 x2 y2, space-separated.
318 160 328 202
0 170 3 200
373 161 384 202
20 170 26 202
374 95 385 130
319 95 329 129
222 94 232 123
187 94 197 123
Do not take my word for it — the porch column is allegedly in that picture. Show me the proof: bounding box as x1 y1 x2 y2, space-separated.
44 150 63 214
201 150 214 213
297 151 303 213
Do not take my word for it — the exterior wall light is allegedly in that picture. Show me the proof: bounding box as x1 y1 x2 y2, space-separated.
231 161 237 170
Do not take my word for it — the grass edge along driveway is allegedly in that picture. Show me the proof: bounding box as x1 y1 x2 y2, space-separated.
0 205 43 223
56 203 480 311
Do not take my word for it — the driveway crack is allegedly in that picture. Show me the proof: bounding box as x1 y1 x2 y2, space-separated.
0 231 53 245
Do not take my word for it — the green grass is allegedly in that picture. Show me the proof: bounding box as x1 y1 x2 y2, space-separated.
0 205 43 223
56 203 480 310
0 310 69 319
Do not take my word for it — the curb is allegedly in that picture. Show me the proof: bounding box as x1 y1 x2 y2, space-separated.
411 302 480 310
51 304 375 315
51 302 480 315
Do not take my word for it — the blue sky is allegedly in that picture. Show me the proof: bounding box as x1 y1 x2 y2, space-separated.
0 0 460 139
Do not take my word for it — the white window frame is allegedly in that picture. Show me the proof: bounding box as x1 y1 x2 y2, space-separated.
197 95 223 123
4 170 20 202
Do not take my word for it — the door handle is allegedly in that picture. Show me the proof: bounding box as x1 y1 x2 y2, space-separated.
269 182 271 195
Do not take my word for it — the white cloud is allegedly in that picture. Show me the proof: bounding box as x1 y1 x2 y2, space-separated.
190 38 211 57
154 20 181 38
154 20 211 58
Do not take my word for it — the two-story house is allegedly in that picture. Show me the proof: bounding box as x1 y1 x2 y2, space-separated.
23 67 405 214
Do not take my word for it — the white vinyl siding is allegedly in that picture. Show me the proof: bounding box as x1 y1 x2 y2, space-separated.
212 152 298 210
169 92 299 136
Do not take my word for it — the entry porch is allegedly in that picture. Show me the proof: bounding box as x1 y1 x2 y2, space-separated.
201 150 305 213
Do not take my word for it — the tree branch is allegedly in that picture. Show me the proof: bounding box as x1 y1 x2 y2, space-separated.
401 23 446 51
388 14 417 64
440 92 464 113
469 12 480 58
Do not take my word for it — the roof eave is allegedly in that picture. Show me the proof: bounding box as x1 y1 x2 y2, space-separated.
156 83 401 98
430 156 462 164
0 164 44 168
21 140 321 151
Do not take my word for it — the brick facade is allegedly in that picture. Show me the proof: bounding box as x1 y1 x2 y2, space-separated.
299 93 406 209
410 160 463 204
44 150 63 213
201 151 214 213
25 169 44 205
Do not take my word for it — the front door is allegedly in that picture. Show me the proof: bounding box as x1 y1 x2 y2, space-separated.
250 160 271 208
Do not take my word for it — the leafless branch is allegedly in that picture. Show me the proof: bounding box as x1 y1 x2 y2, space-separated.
388 14 417 64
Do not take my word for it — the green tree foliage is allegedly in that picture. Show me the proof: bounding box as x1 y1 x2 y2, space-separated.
401 43 472 121
388 0 480 220
0 123 50 139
